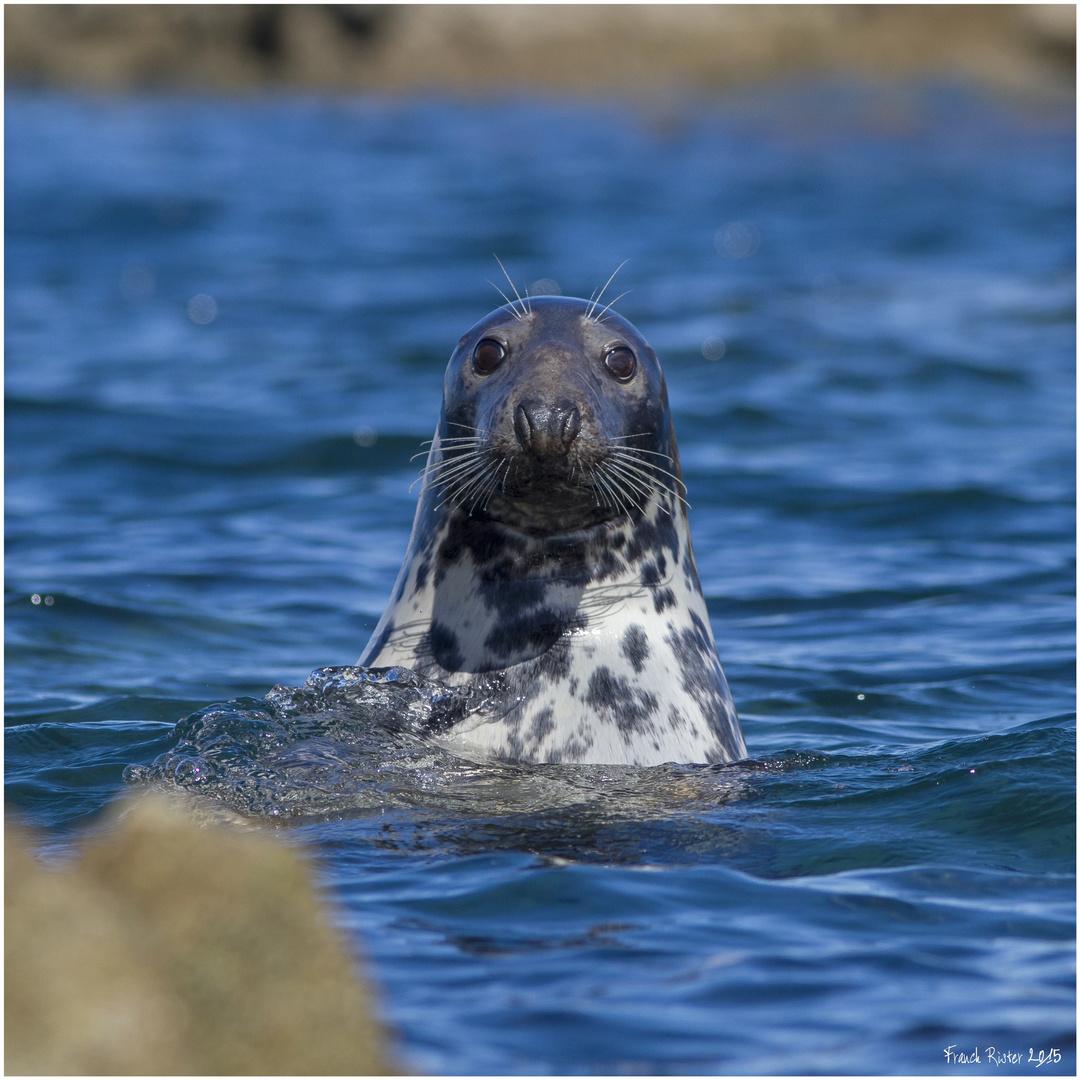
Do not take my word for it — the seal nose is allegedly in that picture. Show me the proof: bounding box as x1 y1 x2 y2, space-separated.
514 399 582 459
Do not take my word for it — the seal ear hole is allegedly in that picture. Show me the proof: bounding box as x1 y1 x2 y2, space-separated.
474 338 507 374
604 346 636 381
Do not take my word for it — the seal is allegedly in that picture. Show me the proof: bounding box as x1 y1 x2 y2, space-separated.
359 294 746 767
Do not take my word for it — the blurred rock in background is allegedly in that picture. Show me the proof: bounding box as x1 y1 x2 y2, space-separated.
4 4 1075 98
6 795 395 1076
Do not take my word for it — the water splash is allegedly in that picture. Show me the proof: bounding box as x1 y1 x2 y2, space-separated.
124 666 754 821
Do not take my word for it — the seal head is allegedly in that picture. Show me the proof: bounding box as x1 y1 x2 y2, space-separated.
360 296 746 766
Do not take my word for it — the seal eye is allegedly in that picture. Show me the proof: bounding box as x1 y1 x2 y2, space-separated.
604 346 636 381
473 338 506 374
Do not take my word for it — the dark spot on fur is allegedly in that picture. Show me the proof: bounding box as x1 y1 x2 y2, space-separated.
664 612 740 757
435 512 526 584
427 620 464 671
653 588 676 613
413 557 430 592
535 639 574 682
547 535 588 566
528 707 555 743
478 576 549 620
682 543 694 575
625 513 678 566
640 562 661 588
585 666 659 737
591 545 624 583
560 734 592 760
484 610 564 660
620 625 650 674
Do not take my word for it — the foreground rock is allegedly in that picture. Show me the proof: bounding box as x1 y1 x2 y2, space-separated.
6 795 395 1075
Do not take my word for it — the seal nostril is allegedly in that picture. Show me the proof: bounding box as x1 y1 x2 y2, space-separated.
561 406 582 446
514 403 534 449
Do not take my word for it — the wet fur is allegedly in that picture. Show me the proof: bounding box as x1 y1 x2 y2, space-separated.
360 296 746 766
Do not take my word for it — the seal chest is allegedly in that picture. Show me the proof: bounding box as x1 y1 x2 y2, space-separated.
360 295 746 766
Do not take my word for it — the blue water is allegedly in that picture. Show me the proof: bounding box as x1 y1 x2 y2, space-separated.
5 85 1075 1074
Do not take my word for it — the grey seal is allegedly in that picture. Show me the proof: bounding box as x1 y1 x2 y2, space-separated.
359 294 746 766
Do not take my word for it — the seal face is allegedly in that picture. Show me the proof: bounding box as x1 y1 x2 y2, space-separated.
359 296 746 766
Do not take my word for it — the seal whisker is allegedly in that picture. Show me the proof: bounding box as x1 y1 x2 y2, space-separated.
609 468 673 514
594 289 632 324
422 449 486 474
428 469 482 504
604 459 688 513
411 450 483 493
411 437 486 468
586 260 628 321
612 458 687 497
474 467 498 509
457 458 502 512
451 476 487 512
604 453 686 507
487 280 524 321
423 463 483 488
423 454 492 487
497 456 513 494
493 254 529 320
591 462 638 518
597 461 649 515
607 435 681 457
478 460 506 511
421 458 491 492
610 448 689 495
590 469 627 516
586 466 613 508
608 444 678 462
611 472 644 517
434 459 491 510
602 456 663 506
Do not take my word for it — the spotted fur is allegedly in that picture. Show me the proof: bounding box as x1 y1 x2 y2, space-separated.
360 296 746 766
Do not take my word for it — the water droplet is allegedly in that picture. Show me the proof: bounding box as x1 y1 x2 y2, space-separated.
187 294 218 324
530 278 561 297
353 426 377 447
715 220 761 259
31 594 41 605
701 337 726 361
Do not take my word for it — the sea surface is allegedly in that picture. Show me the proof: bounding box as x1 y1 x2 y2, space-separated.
5 85 1075 1075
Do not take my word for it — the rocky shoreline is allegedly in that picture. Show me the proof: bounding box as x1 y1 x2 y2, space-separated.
6 4 1075 98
